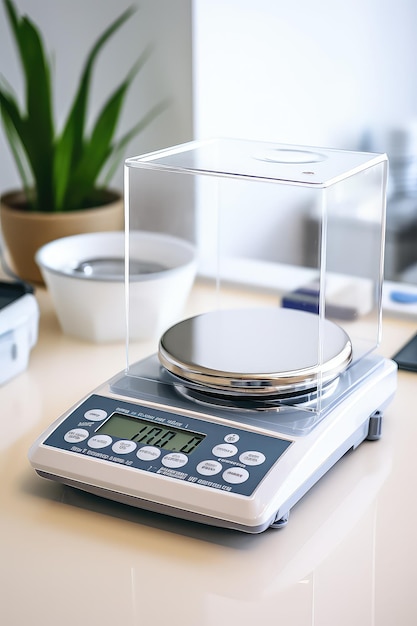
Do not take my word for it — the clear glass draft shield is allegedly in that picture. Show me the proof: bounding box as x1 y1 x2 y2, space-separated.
121 138 388 427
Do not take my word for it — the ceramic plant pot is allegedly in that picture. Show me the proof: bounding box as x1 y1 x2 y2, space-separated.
0 189 124 284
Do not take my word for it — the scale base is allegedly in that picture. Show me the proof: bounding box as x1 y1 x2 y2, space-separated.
29 355 397 533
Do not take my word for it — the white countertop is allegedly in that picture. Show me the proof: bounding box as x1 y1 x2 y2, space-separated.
1 283 417 626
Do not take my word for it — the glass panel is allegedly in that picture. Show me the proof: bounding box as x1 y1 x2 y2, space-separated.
122 139 387 424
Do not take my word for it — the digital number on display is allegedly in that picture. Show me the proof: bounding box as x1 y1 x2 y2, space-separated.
96 413 205 455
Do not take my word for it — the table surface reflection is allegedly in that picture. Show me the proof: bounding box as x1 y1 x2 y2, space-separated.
1 284 416 626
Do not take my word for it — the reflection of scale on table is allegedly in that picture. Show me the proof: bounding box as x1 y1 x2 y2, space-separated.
29 139 397 533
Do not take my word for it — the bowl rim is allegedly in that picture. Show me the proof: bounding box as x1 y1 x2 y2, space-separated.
35 231 197 283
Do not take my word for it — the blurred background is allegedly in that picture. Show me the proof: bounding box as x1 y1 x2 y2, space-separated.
1 0 416 283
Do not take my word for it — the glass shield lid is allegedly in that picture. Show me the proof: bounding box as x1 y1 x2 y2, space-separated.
158 308 353 397
126 137 387 187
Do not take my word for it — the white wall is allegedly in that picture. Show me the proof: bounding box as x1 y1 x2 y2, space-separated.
192 0 417 150
192 0 417 281
0 0 193 194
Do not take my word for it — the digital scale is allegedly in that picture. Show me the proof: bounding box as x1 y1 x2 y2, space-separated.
28 139 397 533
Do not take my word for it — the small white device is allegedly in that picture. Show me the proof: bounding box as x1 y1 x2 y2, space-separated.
0 281 39 385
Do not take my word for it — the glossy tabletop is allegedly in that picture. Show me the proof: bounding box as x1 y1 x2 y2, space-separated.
1 283 416 626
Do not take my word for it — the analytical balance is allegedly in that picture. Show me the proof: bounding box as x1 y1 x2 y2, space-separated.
29 139 397 533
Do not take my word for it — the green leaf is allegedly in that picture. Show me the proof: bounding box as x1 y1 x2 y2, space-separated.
0 80 26 144
101 99 169 185
1 104 32 201
52 119 76 211
3 0 55 210
65 84 128 208
65 46 155 207
56 6 137 209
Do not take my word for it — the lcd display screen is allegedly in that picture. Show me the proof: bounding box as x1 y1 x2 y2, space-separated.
96 413 205 455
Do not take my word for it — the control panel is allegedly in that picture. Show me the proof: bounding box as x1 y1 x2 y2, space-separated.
42 394 292 497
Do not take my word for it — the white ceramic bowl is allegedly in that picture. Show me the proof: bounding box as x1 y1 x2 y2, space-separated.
36 231 197 343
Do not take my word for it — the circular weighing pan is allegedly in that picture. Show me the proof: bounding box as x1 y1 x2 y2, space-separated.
158 307 352 397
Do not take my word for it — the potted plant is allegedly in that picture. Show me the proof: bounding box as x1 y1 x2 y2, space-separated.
0 0 166 283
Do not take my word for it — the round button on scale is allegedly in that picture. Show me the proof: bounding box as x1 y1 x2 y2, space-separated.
162 453 188 469
223 467 250 485
64 428 89 444
239 451 266 466
88 434 112 449
212 443 238 458
84 409 108 422
137 446 161 462
224 433 240 444
112 440 137 455
196 460 222 476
